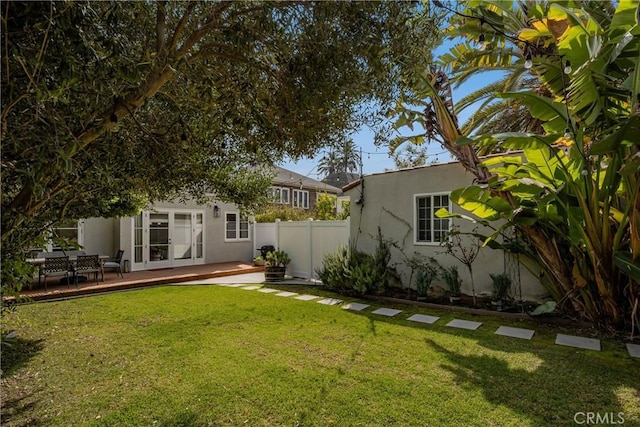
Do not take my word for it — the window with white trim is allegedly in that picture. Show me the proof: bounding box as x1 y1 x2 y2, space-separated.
270 186 290 204
48 219 84 251
225 212 250 241
415 193 451 244
292 189 309 209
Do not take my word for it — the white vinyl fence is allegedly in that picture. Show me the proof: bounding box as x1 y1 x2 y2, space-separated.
254 218 350 279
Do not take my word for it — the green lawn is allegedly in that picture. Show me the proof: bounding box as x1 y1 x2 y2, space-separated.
2 285 639 426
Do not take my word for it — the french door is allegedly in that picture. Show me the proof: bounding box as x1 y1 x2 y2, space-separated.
132 210 204 270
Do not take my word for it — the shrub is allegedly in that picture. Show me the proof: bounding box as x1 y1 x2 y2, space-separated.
490 273 512 301
441 265 462 297
265 250 291 268
255 205 311 223
316 230 396 297
415 265 438 296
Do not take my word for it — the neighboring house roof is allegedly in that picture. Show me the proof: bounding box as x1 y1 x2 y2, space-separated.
322 171 360 189
273 166 342 194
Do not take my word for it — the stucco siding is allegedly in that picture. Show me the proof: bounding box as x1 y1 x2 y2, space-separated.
148 199 254 264
83 217 115 257
346 162 548 302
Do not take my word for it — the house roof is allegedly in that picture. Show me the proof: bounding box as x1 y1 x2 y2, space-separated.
341 160 458 192
341 151 523 193
273 166 342 194
322 171 360 188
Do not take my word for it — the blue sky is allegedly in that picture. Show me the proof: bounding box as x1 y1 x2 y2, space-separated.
280 38 500 178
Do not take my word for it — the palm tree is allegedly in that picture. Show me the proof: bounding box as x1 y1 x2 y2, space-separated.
317 151 340 176
337 139 361 173
435 3 544 152
317 139 361 177
397 0 638 331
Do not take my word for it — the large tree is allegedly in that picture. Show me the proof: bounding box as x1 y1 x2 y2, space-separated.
396 0 639 332
1 1 441 292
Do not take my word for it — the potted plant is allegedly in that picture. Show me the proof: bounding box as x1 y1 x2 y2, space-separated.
253 255 266 266
441 265 462 303
490 273 512 311
415 264 438 302
264 250 291 282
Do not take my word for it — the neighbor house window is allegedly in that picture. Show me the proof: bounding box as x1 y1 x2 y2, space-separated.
415 193 451 244
270 187 290 204
225 212 250 241
292 189 309 209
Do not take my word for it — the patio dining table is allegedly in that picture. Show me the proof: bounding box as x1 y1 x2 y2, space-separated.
27 254 111 285
26 254 110 266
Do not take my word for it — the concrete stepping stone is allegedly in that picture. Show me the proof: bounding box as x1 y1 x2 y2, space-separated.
317 298 343 306
275 291 298 297
371 308 402 317
495 326 535 340
220 284 245 287
555 334 601 351
241 285 261 290
626 343 640 358
258 288 279 293
342 302 370 311
446 319 483 330
407 314 439 324
294 294 320 301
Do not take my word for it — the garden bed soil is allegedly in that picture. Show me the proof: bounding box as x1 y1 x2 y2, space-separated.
374 286 597 330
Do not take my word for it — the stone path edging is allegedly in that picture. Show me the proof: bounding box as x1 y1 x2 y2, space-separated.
217 283 637 359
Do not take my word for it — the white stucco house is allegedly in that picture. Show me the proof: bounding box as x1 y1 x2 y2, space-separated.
342 159 548 302
54 166 343 272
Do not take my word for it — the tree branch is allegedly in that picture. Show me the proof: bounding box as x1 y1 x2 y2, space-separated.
156 1 167 56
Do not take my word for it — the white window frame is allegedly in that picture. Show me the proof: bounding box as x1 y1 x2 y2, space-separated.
47 220 85 251
292 189 309 209
414 193 452 245
270 186 290 204
224 212 250 242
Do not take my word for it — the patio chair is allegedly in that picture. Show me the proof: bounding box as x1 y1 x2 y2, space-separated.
102 250 124 279
40 256 71 291
73 255 101 287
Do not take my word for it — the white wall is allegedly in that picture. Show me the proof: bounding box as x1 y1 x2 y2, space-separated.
344 162 548 302
255 219 350 279
83 217 115 257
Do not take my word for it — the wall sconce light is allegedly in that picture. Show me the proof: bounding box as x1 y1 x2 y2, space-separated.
213 205 220 218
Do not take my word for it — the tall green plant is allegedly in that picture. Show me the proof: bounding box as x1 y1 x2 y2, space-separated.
395 0 640 332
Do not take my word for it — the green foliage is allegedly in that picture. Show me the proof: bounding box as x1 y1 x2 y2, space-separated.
398 0 640 332
490 273 512 301
315 193 338 220
254 205 313 223
315 244 357 294
316 231 396 297
338 200 351 220
415 264 439 297
439 226 481 305
440 266 462 297
402 252 440 296
254 195 351 222
265 250 291 268
1 1 441 294
318 139 361 176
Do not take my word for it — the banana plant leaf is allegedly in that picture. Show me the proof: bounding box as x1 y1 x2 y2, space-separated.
614 252 640 283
